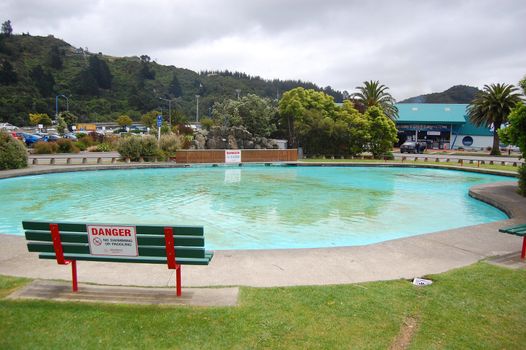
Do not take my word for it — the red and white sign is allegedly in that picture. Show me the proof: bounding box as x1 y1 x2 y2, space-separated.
225 150 241 163
86 224 138 256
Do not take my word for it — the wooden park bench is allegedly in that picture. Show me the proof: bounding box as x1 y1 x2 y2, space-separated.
499 223 526 259
23 221 213 296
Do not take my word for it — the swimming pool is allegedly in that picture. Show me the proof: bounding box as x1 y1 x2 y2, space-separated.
0 165 511 250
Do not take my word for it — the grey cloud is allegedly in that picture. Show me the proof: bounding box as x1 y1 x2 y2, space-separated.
1 0 524 98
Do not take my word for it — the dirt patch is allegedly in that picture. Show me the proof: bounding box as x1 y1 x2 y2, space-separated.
389 315 420 350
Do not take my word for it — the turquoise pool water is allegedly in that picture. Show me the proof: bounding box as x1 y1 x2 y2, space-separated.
0 166 511 250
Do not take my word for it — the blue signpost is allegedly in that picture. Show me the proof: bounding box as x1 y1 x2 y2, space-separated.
157 115 162 143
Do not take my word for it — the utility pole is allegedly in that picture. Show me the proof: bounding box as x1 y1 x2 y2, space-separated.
195 95 200 122
55 94 69 121
159 97 175 125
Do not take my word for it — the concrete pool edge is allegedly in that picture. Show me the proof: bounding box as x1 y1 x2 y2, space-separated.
0 173 524 288
0 160 520 180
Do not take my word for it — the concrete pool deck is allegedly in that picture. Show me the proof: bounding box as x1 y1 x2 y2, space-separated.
0 163 525 290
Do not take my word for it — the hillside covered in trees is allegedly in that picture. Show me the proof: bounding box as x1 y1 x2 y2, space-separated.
399 85 481 104
0 31 344 126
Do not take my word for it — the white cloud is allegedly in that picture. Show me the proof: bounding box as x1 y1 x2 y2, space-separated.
2 0 525 99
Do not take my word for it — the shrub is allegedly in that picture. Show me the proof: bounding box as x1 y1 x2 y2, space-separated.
140 135 160 159
89 132 105 143
499 103 526 196
117 136 141 161
102 134 119 150
74 141 88 151
382 151 395 160
76 134 97 150
33 141 58 154
519 165 526 197
200 117 214 131
159 134 183 160
176 124 194 136
95 143 112 152
0 131 28 170
117 135 160 161
56 139 80 153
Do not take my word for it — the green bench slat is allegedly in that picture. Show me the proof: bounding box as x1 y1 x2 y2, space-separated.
28 242 206 259
499 224 526 237
25 231 205 246
136 225 204 236
23 221 86 232
38 252 213 265
22 221 204 236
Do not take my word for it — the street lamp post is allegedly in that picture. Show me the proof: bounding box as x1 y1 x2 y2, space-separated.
195 95 200 122
55 94 70 121
158 97 176 126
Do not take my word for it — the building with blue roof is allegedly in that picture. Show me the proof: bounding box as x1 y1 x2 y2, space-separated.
395 103 493 150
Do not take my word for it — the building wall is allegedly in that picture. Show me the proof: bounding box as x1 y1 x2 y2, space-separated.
452 135 493 150
175 149 298 163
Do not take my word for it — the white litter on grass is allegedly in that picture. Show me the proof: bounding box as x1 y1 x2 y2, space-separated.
412 278 433 286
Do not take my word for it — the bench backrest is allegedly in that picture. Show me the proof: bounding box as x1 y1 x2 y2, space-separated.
23 221 211 265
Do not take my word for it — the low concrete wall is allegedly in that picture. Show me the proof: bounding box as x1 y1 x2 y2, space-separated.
176 149 298 163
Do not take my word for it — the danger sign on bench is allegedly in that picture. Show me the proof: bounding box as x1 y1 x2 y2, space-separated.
87 224 138 256
23 221 213 297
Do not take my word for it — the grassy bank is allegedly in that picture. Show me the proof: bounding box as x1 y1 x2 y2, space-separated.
1 262 525 349
301 158 520 173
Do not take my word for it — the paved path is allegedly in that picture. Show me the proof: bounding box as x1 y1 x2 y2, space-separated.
392 152 523 165
0 178 524 288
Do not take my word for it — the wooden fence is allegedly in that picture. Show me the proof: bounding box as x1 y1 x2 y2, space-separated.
175 149 298 163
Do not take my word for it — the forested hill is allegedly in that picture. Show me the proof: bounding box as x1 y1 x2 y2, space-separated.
399 85 481 104
0 33 343 126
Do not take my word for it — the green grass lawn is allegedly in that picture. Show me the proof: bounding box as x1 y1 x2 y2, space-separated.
300 158 520 173
1 262 525 349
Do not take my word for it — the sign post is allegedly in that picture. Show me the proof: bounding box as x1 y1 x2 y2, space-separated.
157 115 163 142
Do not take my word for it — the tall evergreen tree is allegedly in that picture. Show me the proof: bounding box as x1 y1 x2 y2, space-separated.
0 60 17 84
168 73 183 97
88 55 112 89
1 20 13 37
30 65 55 97
48 45 64 69
71 68 98 95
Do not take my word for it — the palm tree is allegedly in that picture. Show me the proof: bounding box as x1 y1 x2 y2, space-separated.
351 80 398 120
467 83 522 155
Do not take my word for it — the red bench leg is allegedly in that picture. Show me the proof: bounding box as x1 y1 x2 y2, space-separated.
176 266 182 297
522 237 526 260
71 260 78 292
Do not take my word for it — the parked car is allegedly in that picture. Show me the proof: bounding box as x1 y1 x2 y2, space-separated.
400 141 427 154
63 133 78 140
9 132 23 141
43 134 61 142
19 133 43 146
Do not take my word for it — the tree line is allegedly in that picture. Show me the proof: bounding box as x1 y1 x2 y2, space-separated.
0 24 347 127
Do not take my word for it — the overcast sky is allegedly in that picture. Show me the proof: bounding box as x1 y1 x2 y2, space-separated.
2 0 525 99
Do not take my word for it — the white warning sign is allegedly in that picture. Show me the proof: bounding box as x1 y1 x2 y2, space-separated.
225 150 241 163
86 224 139 257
